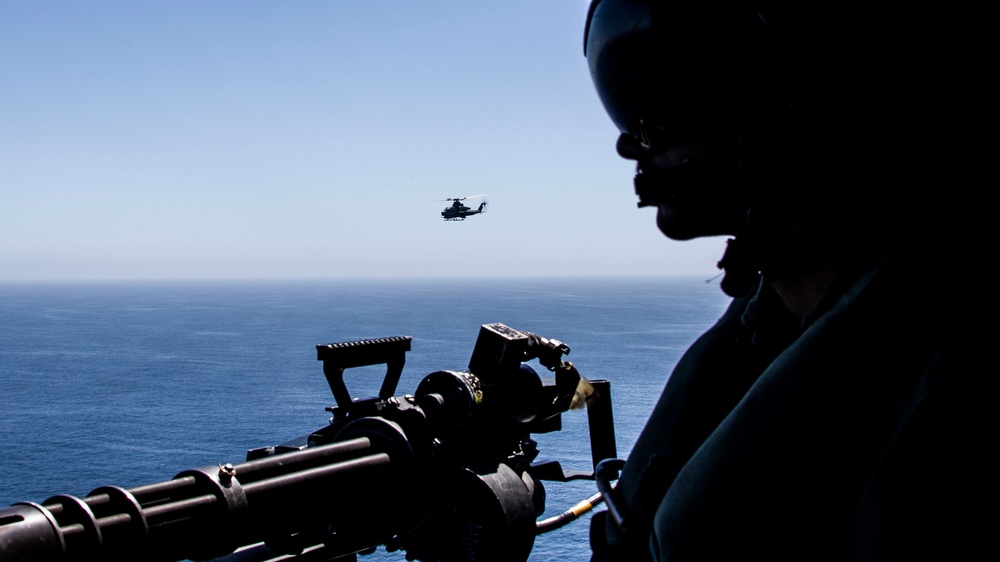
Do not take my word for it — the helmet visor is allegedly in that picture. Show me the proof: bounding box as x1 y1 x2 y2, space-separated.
584 0 775 150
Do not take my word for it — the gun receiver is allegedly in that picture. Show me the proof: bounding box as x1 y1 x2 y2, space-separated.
0 323 617 562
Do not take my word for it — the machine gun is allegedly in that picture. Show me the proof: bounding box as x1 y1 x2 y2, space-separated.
0 323 619 562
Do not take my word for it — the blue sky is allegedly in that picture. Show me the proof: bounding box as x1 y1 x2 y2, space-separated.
1 1 729 281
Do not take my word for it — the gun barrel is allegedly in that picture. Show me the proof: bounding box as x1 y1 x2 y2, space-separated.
0 437 405 562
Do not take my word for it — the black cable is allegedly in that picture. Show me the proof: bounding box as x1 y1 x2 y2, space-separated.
535 491 606 534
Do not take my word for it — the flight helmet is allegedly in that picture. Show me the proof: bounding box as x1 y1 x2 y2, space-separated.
583 0 906 210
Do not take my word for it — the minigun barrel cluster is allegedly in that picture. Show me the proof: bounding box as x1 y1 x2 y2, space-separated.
0 324 617 562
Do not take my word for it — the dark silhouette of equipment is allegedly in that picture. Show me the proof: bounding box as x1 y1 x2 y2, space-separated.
0 323 618 562
438 195 488 221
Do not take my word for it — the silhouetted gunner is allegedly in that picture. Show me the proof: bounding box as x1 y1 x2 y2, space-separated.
582 0 992 560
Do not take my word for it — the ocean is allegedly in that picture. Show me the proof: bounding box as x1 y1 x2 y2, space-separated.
0 276 730 561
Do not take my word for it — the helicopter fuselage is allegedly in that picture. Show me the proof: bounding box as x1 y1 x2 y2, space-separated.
440 199 486 221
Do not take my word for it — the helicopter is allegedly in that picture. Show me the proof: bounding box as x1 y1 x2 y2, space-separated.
437 194 488 221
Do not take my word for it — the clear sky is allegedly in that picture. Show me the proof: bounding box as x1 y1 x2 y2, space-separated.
1 1 729 281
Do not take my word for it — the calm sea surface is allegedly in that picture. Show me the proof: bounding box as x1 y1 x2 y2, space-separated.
0 276 729 561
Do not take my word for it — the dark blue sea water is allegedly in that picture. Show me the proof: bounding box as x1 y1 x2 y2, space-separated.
0 276 729 561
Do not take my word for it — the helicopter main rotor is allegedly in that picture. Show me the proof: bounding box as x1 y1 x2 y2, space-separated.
433 193 487 203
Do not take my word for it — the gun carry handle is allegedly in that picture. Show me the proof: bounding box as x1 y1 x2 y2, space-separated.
316 336 412 410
